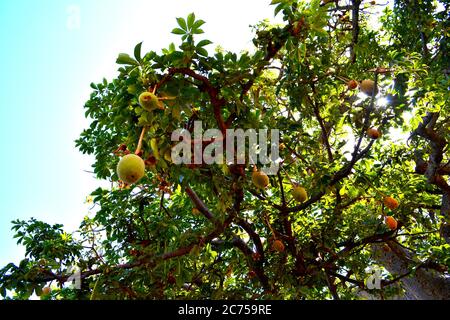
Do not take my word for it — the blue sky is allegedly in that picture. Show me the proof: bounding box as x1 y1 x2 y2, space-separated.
0 0 278 267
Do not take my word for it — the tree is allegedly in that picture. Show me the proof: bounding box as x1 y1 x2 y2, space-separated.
1 0 449 300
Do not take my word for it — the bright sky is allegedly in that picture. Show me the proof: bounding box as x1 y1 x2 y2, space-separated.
0 0 278 267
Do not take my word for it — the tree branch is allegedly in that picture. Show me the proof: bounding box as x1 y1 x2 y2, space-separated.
185 186 215 222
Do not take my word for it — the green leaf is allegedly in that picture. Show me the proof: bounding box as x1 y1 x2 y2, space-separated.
196 47 208 57
134 42 143 62
171 28 185 35
193 29 204 34
311 0 321 11
196 48 208 57
116 53 138 66
197 39 212 47
192 20 205 30
187 13 195 29
177 17 187 30
274 3 286 16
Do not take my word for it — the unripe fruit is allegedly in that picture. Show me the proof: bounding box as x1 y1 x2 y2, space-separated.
272 240 285 252
367 128 381 139
385 216 398 230
139 92 163 111
384 196 399 210
292 186 308 203
359 80 378 96
150 138 160 160
117 154 145 184
252 171 269 189
164 150 172 163
347 79 358 90
42 287 51 296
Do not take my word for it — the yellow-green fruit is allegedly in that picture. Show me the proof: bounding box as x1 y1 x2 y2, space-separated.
139 92 162 111
252 171 269 189
359 80 378 96
292 186 308 203
164 150 172 163
117 154 145 184
150 138 160 160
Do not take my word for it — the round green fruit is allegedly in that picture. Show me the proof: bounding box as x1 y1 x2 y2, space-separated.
252 171 269 189
164 150 172 163
359 80 378 96
117 154 145 184
292 186 308 203
139 92 162 111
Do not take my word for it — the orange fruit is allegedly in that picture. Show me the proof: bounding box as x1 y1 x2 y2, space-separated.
385 216 398 230
272 240 285 253
347 79 358 90
384 196 399 210
42 287 51 296
367 128 381 139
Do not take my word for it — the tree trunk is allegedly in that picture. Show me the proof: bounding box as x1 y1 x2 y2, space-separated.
372 241 450 300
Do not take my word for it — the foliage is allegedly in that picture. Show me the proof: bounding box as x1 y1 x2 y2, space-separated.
1 0 449 300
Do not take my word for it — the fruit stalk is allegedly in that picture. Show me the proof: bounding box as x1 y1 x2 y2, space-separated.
135 126 148 155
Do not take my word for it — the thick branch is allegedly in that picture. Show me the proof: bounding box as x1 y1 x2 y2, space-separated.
230 237 270 290
185 186 215 222
235 218 265 262
349 0 362 63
